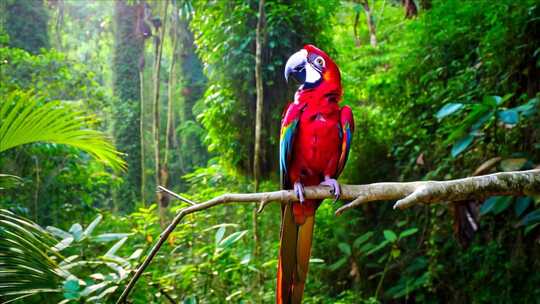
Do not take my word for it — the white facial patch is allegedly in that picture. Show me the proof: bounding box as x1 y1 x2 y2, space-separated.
305 63 321 84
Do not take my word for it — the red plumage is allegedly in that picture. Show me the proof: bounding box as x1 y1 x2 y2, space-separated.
277 45 354 303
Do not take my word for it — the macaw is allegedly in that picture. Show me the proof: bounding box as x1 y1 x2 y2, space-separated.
277 45 354 303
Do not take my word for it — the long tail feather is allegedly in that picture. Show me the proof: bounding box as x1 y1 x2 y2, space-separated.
277 201 316 304
291 215 314 303
277 202 296 303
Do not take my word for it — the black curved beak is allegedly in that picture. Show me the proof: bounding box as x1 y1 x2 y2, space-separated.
284 49 308 84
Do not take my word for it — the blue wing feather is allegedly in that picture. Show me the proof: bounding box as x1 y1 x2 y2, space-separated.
279 103 303 189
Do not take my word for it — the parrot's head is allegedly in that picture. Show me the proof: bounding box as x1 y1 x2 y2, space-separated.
284 44 342 102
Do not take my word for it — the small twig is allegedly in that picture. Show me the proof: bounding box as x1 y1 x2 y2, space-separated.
116 169 540 303
157 185 197 206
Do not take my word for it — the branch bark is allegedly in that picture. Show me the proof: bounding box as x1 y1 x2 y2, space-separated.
116 169 540 303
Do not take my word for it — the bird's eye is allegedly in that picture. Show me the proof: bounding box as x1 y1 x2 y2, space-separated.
314 56 325 68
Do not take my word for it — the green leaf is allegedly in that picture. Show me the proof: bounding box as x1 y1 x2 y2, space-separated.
480 196 498 215
435 103 463 120
52 236 74 252
0 174 24 189
513 97 538 117
0 91 125 171
105 237 128 257
86 286 118 302
391 248 401 259
68 223 83 241
482 95 503 107
524 223 539 235
83 214 103 238
480 196 512 215
515 197 532 217
63 278 80 300
518 210 540 227
383 230 397 242
497 109 519 125
399 228 419 238
240 253 251 265
218 230 247 248
93 233 131 243
500 158 528 171
470 111 494 131
353 231 373 248
80 281 109 297
492 196 512 215
358 242 375 254
338 242 352 256
46 226 72 239
215 226 226 244
451 134 474 157
328 257 348 271
128 248 143 260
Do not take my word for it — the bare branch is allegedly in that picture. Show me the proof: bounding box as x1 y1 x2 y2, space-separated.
157 185 196 206
116 169 540 303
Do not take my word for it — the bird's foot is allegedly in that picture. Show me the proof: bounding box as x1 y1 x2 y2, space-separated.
320 177 341 202
294 181 305 204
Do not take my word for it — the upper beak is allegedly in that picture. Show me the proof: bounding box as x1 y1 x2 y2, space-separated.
284 49 308 83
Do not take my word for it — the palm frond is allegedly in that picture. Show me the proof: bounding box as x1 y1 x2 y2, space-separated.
0 174 23 190
0 91 125 171
0 209 64 302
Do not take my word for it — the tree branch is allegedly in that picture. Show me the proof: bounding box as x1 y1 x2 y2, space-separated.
116 169 540 303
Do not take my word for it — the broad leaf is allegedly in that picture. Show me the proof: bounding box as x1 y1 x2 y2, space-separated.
497 109 519 125
518 210 540 227
451 134 474 157
480 196 499 215
69 223 83 241
500 158 528 171
93 233 132 243
218 230 247 248
83 214 103 238
515 197 532 217
383 230 397 242
353 231 373 248
482 95 503 107
399 228 419 238
436 103 463 120
328 257 348 271
338 242 352 256
105 237 128 257
480 196 512 215
215 226 226 244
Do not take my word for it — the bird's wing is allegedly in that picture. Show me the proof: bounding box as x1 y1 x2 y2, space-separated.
335 105 355 178
280 102 304 189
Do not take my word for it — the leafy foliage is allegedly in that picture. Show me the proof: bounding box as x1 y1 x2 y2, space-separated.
1 0 540 303
0 91 125 171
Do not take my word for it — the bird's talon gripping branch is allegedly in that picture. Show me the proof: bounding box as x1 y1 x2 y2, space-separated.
320 176 341 201
294 181 306 204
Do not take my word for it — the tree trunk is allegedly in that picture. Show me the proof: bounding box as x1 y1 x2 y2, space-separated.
151 0 169 225
252 0 265 289
4 0 50 54
113 0 143 211
361 1 377 47
353 11 361 47
403 0 418 18
163 5 179 203
254 0 265 192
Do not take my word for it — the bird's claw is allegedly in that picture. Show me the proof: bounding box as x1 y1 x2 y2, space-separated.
320 177 341 202
294 182 305 204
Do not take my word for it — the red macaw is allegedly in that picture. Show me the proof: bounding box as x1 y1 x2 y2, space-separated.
277 45 354 303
